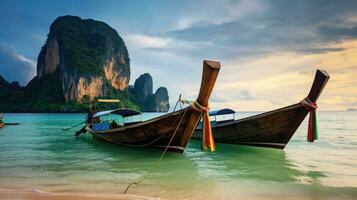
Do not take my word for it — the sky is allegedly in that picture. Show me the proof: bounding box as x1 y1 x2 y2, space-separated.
0 0 357 111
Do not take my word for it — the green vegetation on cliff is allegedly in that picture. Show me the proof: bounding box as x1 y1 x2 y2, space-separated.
49 16 130 76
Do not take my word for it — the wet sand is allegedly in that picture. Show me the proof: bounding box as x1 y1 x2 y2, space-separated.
0 188 156 200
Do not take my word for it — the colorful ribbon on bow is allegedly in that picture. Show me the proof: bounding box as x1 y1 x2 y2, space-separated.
180 100 215 152
300 98 318 142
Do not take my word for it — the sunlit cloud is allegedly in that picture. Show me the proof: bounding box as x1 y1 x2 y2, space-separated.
124 34 172 49
209 39 357 111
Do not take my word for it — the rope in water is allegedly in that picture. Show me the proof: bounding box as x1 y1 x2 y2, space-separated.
123 109 188 194
300 97 318 142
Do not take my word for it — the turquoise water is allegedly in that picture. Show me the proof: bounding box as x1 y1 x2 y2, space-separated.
0 112 356 199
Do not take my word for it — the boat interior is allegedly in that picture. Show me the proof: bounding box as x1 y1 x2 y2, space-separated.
197 108 236 128
91 108 142 131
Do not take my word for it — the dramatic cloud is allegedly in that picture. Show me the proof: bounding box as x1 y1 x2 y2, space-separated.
1 0 357 110
162 0 357 59
0 43 36 85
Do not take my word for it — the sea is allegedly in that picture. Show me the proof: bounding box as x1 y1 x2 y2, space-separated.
0 112 356 200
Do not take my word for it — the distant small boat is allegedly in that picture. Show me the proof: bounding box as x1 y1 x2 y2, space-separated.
193 69 330 149
0 113 4 128
84 60 221 153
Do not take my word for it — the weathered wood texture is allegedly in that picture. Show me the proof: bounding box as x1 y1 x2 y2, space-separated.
193 69 330 149
87 60 221 153
194 104 308 148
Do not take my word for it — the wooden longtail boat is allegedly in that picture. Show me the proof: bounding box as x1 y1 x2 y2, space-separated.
193 69 330 149
85 60 221 153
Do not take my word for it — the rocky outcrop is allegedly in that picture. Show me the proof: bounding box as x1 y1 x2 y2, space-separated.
133 73 153 99
0 76 21 92
37 15 130 102
0 16 170 113
133 73 169 112
152 87 169 112
0 75 9 90
37 37 59 78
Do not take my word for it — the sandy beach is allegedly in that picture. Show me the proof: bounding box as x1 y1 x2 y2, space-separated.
0 188 156 200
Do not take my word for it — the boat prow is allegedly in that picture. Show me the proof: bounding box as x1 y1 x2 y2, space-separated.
193 69 330 149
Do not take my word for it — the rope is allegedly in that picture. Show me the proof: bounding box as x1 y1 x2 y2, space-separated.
124 109 187 194
300 97 318 142
180 100 215 152
172 94 182 112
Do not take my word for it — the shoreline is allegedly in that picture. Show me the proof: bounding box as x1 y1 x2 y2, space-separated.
0 188 158 200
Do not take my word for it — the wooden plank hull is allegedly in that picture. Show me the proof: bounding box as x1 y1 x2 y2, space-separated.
193 69 330 149
85 60 221 153
193 103 308 149
87 108 197 153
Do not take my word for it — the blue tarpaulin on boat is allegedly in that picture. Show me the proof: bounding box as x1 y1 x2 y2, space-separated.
209 108 236 116
92 122 110 131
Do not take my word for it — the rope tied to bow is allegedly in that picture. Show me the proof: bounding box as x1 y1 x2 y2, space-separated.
300 97 318 142
180 100 215 152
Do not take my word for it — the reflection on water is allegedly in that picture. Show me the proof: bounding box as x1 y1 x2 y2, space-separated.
0 112 357 199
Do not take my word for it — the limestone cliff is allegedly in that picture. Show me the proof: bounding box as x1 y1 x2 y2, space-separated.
37 15 130 102
133 73 153 100
133 73 170 112
0 16 170 112
152 87 170 112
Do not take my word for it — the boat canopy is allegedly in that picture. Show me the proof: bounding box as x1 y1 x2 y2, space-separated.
209 108 236 116
93 108 141 118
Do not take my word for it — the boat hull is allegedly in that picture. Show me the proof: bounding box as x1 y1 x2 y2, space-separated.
84 60 221 153
193 69 330 149
193 103 308 149
87 108 199 153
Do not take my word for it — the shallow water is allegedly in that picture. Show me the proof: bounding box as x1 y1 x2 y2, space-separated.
0 112 356 199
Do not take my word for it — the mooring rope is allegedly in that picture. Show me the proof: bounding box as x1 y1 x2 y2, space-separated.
180 99 215 152
123 109 188 194
300 97 318 142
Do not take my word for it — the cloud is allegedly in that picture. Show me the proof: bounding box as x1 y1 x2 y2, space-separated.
0 43 36 85
171 0 267 31
318 25 357 40
295 47 346 54
124 34 172 49
160 0 357 60
3 0 357 110
117 1 357 111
